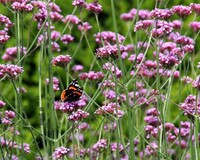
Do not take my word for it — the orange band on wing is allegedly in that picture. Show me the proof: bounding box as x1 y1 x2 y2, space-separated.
73 90 82 96
61 90 67 101
68 86 78 90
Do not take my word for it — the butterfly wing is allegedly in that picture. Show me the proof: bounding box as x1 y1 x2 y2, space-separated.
61 79 83 102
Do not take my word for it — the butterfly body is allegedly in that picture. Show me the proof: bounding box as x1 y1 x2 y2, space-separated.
61 79 83 102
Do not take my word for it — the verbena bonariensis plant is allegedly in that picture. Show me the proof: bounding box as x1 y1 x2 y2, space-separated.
1 0 200 159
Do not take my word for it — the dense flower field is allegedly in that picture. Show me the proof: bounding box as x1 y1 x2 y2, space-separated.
0 0 200 159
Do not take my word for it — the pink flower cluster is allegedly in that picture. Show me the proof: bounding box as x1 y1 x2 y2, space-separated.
60 34 74 44
12 0 33 12
98 79 115 89
72 0 85 6
94 31 125 45
1 110 15 125
37 31 62 52
172 5 192 18
91 139 107 152
139 107 200 158
190 21 200 32
152 20 173 37
95 102 124 118
54 95 89 122
0 14 13 44
120 8 150 21
52 55 72 68
52 146 70 159
150 8 172 19
0 137 30 154
45 77 60 92
72 0 103 13
54 101 81 113
0 100 6 108
0 64 23 78
2 46 27 62
62 15 80 25
190 3 200 15
96 44 127 58
32 1 63 28
179 95 200 117
78 22 92 32
68 109 89 122
102 62 122 78
72 64 83 72
79 71 104 80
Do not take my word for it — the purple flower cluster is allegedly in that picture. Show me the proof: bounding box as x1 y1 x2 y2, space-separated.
78 122 90 130
190 3 200 15
98 79 115 89
68 109 89 122
32 1 63 28
192 76 200 89
92 139 107 151
120 8 150 21
2 46 27 62
95 102 124 118
139 106 200 158
1 110 15 125
79 71 104 80
52 146 70 160
0 100 6 108
85 1 102 14
78 22 92 32
62 15 80 25
52 55 72 68
0 64 23 78
189 21 200 32
72 0 85 7
72 64 83 72
179 95 200 116
12 0 33 12
172 5 192 18
60 34 74 44
102 62 122 78
45 77 60 92
94 31 125 45
152 20 173 37
37 31 62 52
0 14 13 30
0 137 30 154
134 20 153 32
54 96 87 113
54 95 89 122
150 8 172 19
0 14 13 44
96 44 127 58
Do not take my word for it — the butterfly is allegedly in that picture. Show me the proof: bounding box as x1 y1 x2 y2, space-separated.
61 79 83 102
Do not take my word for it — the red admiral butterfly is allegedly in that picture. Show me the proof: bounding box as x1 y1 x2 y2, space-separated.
61 79 83 102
